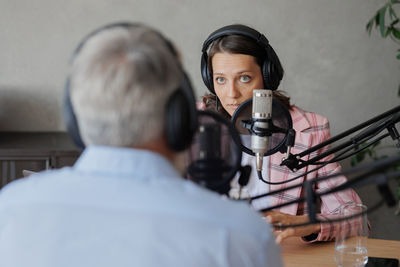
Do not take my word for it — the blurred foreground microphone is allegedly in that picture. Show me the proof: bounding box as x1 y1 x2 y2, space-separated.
232 90 294 175
186 110 251 195
251 90 272 171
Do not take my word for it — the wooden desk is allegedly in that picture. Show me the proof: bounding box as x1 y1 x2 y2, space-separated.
281 237 400 267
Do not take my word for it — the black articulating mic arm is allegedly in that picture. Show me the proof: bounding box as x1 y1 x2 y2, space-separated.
281 105 400 172
246 154 400 229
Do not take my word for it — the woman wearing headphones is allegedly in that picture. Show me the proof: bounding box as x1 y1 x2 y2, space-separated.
200 24 364 243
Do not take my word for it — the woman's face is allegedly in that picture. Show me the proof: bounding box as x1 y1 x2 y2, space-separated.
211 52 264 116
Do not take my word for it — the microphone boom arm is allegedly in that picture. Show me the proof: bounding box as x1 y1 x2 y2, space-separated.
281 105 400 172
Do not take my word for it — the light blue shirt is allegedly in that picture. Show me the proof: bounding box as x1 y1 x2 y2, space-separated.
0 146 282 267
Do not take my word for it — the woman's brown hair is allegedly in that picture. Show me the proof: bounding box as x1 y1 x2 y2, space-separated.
201 34 291 117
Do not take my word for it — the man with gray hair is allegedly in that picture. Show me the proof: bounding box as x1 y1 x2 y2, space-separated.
0 23 282 267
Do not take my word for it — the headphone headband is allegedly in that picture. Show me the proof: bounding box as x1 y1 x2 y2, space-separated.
202 24 269 53
200 24 284 94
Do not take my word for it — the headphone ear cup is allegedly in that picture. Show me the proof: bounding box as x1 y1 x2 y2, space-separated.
263 46 284 91
63 78 85 149
165 89 194 152
262 60 281 91
201 52 214 94
262 60 272 90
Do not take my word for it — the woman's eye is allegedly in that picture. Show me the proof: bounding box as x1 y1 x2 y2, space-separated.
215 77 225 84
239 75 251 83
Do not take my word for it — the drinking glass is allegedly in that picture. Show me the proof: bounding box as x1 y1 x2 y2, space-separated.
334 202 368 267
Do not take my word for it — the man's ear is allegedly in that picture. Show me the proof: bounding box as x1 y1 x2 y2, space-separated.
172 150 187 177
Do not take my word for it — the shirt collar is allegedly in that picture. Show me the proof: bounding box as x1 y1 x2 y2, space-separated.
290 105 312 132
73 146 180 179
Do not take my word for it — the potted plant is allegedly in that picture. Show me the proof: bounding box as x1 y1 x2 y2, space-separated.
352 0 400 214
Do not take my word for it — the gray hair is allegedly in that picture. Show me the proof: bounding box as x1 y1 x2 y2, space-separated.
69 25 183 147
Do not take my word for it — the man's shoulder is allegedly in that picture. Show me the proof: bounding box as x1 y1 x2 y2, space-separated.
0 168 271 238
0 168 72 203
180 183 271 235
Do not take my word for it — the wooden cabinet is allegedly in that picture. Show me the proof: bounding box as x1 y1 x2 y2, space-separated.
0 132 81 188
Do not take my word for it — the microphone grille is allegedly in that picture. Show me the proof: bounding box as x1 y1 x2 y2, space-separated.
252 89 272 119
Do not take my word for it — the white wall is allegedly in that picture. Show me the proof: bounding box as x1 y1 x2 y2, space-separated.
0 0 398 134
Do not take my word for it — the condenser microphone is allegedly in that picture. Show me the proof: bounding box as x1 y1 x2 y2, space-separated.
251 89 273 171
186 110 246 195
197 123 224 169
232 90 293 182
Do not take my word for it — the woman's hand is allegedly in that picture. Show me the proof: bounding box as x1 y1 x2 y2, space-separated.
263 211 321 244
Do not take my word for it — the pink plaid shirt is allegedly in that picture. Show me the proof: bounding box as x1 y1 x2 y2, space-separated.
197 102 364 242
265 105 363 242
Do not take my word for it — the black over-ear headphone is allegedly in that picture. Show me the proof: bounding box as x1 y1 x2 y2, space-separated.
63 22 198 151
201 24 284 94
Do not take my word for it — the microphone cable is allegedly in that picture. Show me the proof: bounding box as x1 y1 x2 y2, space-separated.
256 130 391 185
245 154 400 204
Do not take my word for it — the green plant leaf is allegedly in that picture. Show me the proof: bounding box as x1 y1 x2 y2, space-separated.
392 27 400 39
375 11 381 27
389 6 398 19
366 19 374 35
351 157 357 167
379 6 388 37
372 140 381 148
385 27 392 37
390 18 399 26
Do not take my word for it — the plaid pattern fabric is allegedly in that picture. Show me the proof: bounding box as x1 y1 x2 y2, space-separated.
197 102 364 242
267 105 363 242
